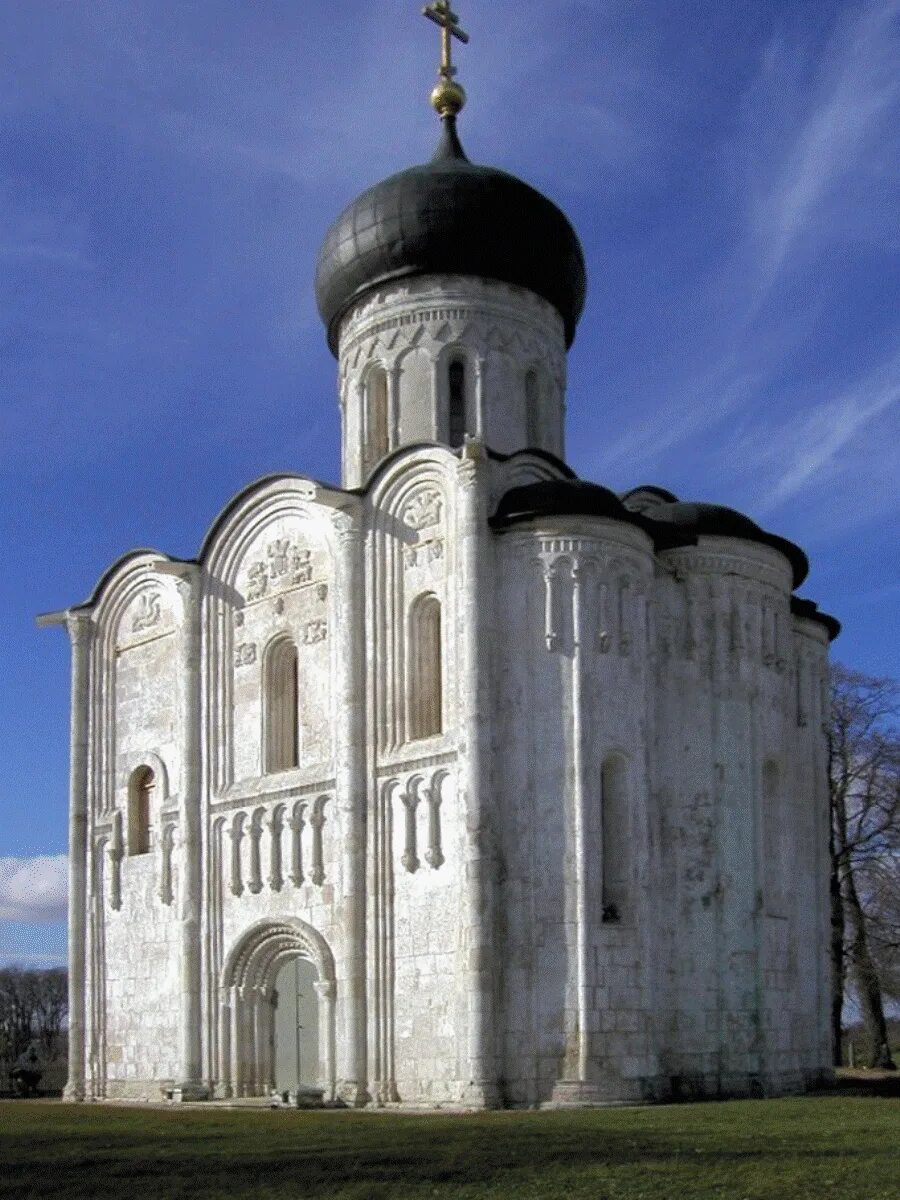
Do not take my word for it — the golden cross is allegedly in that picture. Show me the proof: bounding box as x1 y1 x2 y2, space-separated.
423 1 469 80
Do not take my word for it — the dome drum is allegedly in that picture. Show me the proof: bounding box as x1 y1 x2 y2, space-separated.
316 119 587 356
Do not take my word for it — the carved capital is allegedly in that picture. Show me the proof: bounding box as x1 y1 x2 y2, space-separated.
331 508 363 547
67 611 94 647
313 979 336 1001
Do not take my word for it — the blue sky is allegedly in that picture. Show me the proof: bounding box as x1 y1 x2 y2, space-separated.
1 0 898 965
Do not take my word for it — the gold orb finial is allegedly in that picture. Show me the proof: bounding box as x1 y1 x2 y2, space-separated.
431 78 467 118
422 2 470 119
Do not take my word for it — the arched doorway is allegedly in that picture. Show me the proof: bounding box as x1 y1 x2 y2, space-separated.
219 918 336 1100
273 956 319 1092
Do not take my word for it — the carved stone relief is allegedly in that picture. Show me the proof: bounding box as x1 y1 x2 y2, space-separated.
223 795 331 898
243 538 317 604
234 643 257 668
403 490 443 532
388 772 448 875
540 546 644 659
131 591 162 634
404 539 444 569
302 619 328 646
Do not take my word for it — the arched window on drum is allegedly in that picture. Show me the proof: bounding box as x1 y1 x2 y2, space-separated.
525 368 541 446
366 366 389 468
448 359 467 448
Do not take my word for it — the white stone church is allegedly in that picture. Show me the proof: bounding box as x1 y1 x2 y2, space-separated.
43 15 839 1108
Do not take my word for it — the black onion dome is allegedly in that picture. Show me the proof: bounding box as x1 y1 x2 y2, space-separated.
493 480 629 525
315 118 587 355
649 501 809 588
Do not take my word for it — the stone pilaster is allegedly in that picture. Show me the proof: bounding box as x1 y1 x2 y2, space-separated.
160 563 208 1099
457 441 499 1106
63 611 93 1102
332 507 369 1106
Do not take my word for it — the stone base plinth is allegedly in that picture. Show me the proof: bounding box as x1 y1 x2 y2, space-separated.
171 1082 211 1103
547 1077 650 1108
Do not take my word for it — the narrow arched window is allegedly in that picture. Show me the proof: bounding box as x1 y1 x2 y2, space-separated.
448 360 466 448
128 766 155 856
763 760 784 916
265 639 300 773
525 369 540 446
366 367 389 467
601 755 629 922
409 594 442 741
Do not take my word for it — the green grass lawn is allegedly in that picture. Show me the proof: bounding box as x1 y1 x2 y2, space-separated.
0 1096 896 1200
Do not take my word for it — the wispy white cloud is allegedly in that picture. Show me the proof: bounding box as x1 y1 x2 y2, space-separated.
589 0 900 526
765 354 900 507
0 856 68 924
0 243 94 268
746 0 900 292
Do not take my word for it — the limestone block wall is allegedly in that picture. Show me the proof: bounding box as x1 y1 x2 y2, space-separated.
103 852 182 1096
338 277 568 487
364 450 468 1104
493 517 658 1106
64 461 833 1108
200 479 353 1100
651 538 831 1096
83 557 186 1099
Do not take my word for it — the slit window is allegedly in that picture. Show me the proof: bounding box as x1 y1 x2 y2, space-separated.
265 639 300 772
448 360 466 448
366 367 389 467
128 766 155 856
409 594 443 741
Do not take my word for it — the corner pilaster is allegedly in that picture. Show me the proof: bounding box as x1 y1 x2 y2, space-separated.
332 506 369 1107
62 611 93 1102
457 439 500 1107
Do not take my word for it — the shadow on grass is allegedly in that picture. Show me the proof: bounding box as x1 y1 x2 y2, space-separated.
0 1098 896 1200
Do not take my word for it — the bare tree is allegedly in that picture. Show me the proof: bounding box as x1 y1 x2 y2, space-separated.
829 664 900 1069
0 967 69 1087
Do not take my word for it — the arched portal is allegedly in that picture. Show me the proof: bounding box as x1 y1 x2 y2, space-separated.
219 919 336 1100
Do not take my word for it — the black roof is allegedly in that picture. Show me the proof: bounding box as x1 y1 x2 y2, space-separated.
315 118 587 355
491 480 816 593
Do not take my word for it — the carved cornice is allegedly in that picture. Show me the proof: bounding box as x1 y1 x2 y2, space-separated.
661 546 791 591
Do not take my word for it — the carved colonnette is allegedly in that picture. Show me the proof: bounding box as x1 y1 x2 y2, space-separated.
218 793 333 899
